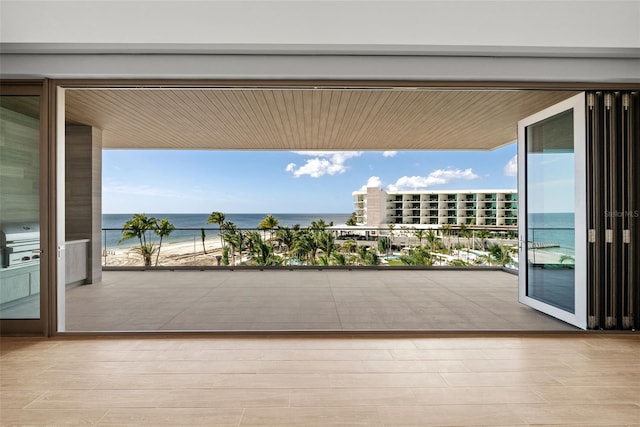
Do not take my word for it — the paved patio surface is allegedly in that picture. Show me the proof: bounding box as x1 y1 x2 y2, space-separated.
65 270 576 332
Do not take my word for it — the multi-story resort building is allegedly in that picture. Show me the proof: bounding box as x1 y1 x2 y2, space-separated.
353 187 518 228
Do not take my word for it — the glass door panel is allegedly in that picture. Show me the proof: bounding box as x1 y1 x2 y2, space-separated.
0 93 43 324
518 93 587 329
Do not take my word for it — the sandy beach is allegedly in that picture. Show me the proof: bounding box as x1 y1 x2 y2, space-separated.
102 239 225 267
528 248 574 264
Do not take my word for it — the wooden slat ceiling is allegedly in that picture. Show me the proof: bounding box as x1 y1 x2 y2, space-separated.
65 88 578 150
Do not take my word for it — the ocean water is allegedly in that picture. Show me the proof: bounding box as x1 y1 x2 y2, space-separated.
527 212 574 252
103 212 576 252
102 213 351 249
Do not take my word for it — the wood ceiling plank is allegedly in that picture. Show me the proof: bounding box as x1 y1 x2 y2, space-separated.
248 90 284 148
64 88 578 151
341 90 369 150
363 92 406 149
223 90 266 149
322 90 342 150
273 90 297 150
290 90 306 149
205 90 251 149
265 90 285 147
318 90 333 149
326 90 352 150
371 92 419 150
349 91 389 149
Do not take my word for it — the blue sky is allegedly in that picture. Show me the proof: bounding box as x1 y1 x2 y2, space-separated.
102 144 518 214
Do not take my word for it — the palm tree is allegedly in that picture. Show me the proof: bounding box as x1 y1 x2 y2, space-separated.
399 226 410 245
331 252 347 266
459 224 468 245
357 245 381 265
425 229 439 252
387 223 396 248
366 251 381 266
244 231 262 254
207 211 226 248
315 230 336 259
258 214 279 240
357 245 369 265
154 218 175 266
342 239 357 254
221 220 237 235
399 247 433 266
221 246 230 265
247 233 281 266
200 228 207 255
318 254 330 266
476 229 491 250
132 243 157 267
440 224 452 251
377 236 391 256
490 245 515 266
413 229 426 247
345 212 358 226
310 218 329 230
222 221 243 265
230 229 246 265
342 238 357 265
120 213 157 266
274 226 295 263
306 231 321 263
121 213 156 247
291 233 313 265
459 224 473 262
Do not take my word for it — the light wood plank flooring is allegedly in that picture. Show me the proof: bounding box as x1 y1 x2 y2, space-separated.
1 334 639 426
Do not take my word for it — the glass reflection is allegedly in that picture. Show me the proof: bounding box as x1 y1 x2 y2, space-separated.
526 109 575 313
0 96 41 319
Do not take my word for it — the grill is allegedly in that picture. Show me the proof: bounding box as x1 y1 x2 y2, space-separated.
0 223 41 268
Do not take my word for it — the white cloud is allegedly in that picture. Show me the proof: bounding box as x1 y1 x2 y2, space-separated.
286 151 363 178
358 176 383 191
388 168 479 190
504 155 517 176
290 158 340 178
382 151 397 158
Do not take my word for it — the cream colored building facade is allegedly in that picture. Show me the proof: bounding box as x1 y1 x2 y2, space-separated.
354 188 517 228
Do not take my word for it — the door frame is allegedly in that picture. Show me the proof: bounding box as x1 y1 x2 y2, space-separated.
518 92 587 329
7 79 622 335
0 81 51 336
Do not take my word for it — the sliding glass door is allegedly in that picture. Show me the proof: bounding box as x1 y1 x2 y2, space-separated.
518 93 587 329
0 83 49 335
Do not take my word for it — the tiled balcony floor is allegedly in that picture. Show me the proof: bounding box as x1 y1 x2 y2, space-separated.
65 270 577 332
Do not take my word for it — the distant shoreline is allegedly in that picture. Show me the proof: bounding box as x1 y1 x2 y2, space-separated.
103 239 225 267
102 212 352 251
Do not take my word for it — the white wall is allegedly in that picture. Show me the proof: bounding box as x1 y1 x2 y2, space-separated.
1 1 638 81
2 0 639 51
